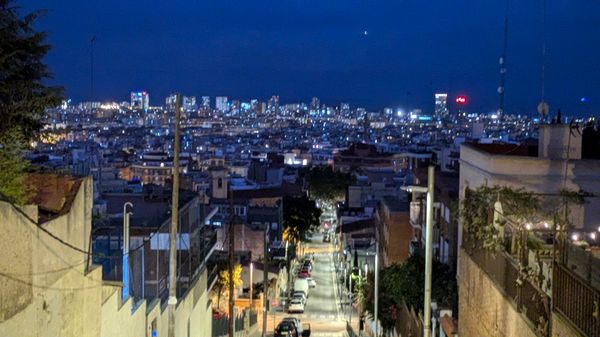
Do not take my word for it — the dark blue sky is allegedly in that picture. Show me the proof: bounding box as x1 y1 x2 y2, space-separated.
23 0 600 115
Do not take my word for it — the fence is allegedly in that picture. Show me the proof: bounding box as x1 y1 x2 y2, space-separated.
553 263 600 337
464 235 551 337
212 309 257 337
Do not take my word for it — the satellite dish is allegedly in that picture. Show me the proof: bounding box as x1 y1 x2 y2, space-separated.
537 101 549 116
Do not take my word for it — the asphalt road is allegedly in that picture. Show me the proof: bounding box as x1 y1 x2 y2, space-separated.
266 233 346 337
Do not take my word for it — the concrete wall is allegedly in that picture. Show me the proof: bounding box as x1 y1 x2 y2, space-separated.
1 175 213 337
458 248 537 337
0 176 105 337
551 312 585 337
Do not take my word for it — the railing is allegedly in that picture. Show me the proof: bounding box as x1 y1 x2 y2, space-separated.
249 309 258 327
564 242 600 290
463 235 551 337
554 262 600 337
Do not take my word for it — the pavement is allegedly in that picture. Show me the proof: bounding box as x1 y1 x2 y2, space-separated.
255 232 357 337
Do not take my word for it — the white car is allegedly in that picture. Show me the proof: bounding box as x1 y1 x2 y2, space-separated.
292 291 307 305
288 299 305 313
307 278 317 288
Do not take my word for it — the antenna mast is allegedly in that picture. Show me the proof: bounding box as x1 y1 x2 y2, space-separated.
497 0 509 117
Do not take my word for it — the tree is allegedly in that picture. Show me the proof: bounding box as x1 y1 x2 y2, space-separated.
282 195 322 244
215 263 242 309
360 254 458 333
302 166 354 203
0 0 63 203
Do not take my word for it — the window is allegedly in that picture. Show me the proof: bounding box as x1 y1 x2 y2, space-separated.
217 177 222 188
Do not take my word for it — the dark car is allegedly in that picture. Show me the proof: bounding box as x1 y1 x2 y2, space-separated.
275 321 298 337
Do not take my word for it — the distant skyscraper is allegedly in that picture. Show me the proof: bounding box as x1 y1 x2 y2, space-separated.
201 96 210 109
165 93 177 111
268 95 279 112
216 96 228 112
183 96 197 112
310 97 320 111
434 93 448 118
340 102 350 112
131 91 149 111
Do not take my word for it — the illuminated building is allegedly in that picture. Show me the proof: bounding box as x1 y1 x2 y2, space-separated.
130 91 149 111
183 96 197 112
165 93 177 111
215 96 228 112
201 96 210 108
434 92 448 118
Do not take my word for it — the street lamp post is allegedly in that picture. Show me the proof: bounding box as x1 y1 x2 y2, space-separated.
374 241 379 337
250 262 254 307
122 202 133 301
402 165 435 337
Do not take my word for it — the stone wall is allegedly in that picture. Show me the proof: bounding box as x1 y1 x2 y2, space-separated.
458 247 538 337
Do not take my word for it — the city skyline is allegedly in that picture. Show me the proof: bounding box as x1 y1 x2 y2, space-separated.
24 0 600 115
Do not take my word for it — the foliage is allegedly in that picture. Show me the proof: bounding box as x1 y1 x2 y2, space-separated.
0 0 63 203
301 165 354 202
359 254 458 333
215 263 242 309
283 195 322 244
461 185 590 252
0 129 30 204
461 186 541 251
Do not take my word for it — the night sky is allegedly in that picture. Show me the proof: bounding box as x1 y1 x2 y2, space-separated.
22 0 600 116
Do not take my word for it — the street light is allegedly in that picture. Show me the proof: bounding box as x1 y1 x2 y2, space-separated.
122 202 133 301
250 262 254 307
401 165 435 337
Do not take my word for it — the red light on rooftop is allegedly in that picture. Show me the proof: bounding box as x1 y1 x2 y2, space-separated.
455 95 467 105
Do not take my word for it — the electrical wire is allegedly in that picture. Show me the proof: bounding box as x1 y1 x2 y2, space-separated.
0 271 105 291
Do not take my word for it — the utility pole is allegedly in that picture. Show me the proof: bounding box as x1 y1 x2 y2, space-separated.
423 165 435 337
262 226 269 337
167 94 181 337
90 35 95 103
374 241 379 337
228 187 235 337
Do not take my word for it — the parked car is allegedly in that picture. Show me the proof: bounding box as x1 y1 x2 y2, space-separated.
212 308 227 319
288 299 305 314
302 261 312 271
282 317 303 334
298 269 310 278
275 321 298 337
307 278 317 288
292 291 307 304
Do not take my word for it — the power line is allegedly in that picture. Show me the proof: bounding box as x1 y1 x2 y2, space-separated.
0 271 105 291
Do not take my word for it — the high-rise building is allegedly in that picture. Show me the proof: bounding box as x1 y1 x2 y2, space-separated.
434 93 448 118
310 97 320 111
183 96 197 112
131 91 149 111
215 96 228 112
340 102 350 112
201 96 210 109
267 95 279 113
165 93 177 111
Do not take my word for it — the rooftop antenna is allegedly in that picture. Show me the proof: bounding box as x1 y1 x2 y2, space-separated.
497 0 509 117
537 0 549 121
90 36 96 103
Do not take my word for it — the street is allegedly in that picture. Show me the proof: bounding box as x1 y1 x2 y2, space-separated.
265 232 349 337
